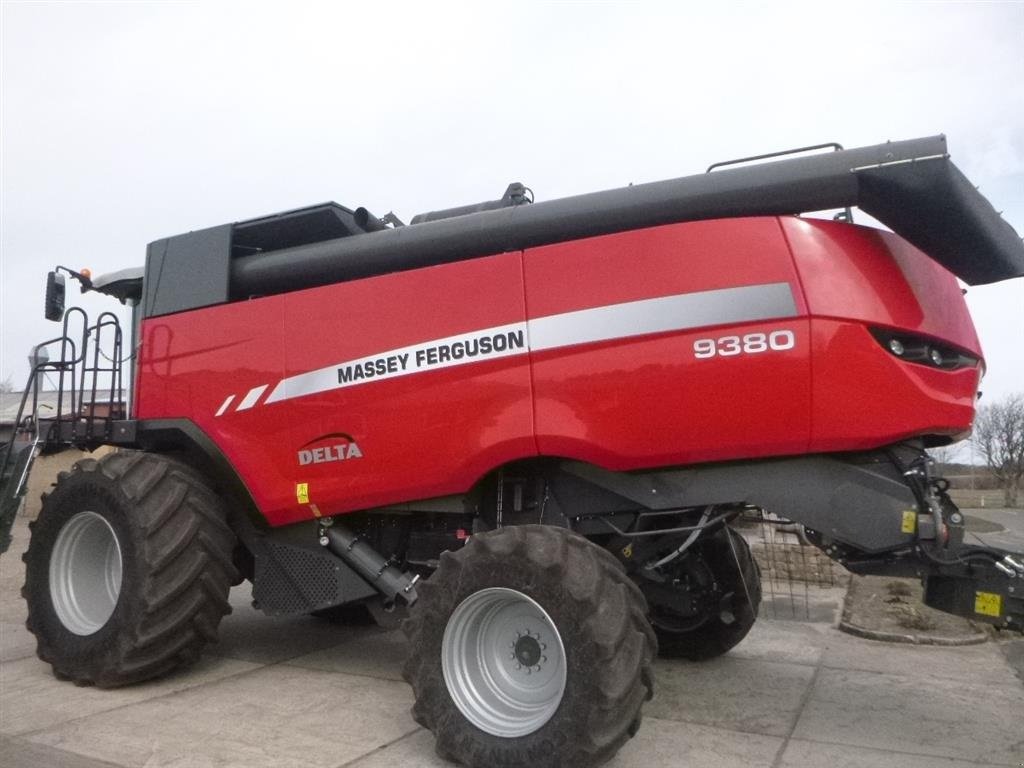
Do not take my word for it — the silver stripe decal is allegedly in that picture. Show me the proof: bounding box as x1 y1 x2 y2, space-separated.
215 394 236 417
236 384 269 411
529 282 795 352
264 322 528 405
243 282 796 412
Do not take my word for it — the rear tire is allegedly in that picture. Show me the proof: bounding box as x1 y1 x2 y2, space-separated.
22 451 237 687
647 526 761 661
403 525 656 768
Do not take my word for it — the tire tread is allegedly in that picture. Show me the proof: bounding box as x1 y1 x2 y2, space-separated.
403 524 656 768
23 451 237 688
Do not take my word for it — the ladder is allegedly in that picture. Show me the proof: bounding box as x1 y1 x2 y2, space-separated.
0 308 125 554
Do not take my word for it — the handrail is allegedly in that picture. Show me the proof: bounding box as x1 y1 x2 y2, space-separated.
0 307 126 497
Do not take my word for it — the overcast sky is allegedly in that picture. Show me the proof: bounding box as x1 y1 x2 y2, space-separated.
2 2 1022 414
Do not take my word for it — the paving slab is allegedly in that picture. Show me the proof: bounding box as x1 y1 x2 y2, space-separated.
287 628 407 681
778 739 1012 768
1 519 31 658
0 735 125 768
792 666 1024 765
819 627 1017 683
0 576 27 627
0 654 259 736
24 665 419 768
208 593 361 665
0 619 35 663
963 506 1024 554
647 656 815 737
1000 637 1024 683
345 717 784 768
610 717 784 768
726 618 827 667
341 729 466 768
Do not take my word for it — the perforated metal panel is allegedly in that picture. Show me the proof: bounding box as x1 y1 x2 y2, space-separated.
253 540 376 616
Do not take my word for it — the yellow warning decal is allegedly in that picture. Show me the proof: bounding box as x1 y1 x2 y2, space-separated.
974 591 1002 618
901 510 917 534
296 483 309 505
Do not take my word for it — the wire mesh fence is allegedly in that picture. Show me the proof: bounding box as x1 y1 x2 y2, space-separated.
734 509 849 621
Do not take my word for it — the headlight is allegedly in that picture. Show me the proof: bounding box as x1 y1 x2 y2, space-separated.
870 328 978 371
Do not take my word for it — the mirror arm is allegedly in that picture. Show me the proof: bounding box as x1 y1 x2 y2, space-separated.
54 265 93 291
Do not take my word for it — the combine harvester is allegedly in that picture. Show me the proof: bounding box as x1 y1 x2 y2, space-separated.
1 135 1022 768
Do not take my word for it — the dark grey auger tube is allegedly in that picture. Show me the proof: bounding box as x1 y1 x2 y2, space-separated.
230 135 1024 299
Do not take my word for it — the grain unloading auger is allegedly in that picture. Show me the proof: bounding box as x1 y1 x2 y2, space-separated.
2 135 1023 768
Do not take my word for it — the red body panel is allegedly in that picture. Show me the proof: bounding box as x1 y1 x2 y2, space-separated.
139 253 535 525
805 319 979 451
781 218 982 449
135 297 288 518
524 219 812 467
274 252 535 523
781 218 982 355
135 216 983 525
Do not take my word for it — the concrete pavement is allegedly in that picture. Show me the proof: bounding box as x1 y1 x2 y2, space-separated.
964 507 1024 555
2 514 1023 768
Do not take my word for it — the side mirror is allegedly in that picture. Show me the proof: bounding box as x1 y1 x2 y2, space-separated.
45 271 65 321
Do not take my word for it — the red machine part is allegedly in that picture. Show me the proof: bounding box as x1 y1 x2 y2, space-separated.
136 251 534 521
525 218 812 468
781 218 981 451
134 216 982 526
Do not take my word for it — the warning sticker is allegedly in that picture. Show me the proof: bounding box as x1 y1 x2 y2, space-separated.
901 510 917 534
296 483 309 505
974 591 1002 618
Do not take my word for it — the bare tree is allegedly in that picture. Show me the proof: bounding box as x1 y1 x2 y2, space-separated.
972 393 1024 508
0 375 14 394
928 441 965 469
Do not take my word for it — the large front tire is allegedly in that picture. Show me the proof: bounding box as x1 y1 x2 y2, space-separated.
402 525 656 768
22 451 237 687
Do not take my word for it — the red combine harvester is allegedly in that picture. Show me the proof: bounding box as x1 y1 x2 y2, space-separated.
2 135 1022 768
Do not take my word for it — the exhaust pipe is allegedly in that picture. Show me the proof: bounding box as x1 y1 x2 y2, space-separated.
353 207 387 233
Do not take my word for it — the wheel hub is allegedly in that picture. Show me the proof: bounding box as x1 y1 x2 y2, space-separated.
514 633 543 668
48 511 123 636
442 587 567 738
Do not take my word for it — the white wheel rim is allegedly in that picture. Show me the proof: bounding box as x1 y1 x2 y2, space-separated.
49 511 123 635
442 587 567 738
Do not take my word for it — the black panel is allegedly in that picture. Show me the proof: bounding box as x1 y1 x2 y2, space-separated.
231 203 360 258
143 224 232 317
554 453 919 554
924 574 1024 630
252 534 378 616
858 158 1024 285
